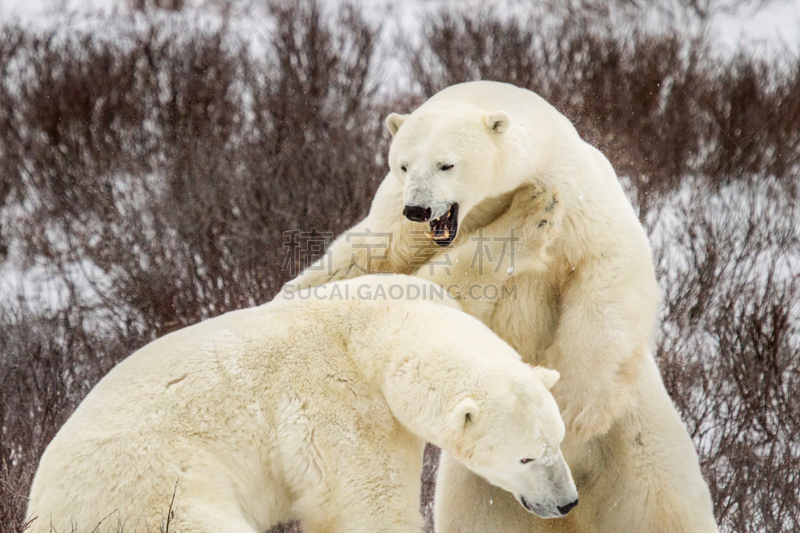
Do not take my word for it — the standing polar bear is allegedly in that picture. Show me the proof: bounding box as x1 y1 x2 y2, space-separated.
27 275 578 533
288 81 719 532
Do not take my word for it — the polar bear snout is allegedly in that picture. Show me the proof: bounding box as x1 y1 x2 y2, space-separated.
401 201 460 246
511 451 579 519
520 496 560 518
403 204 432 222
519 493 579 519
557 498 579 515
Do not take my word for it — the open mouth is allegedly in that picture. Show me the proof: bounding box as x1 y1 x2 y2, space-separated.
428 203 459 247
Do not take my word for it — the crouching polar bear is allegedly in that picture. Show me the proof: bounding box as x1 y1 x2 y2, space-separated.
288 81 719 532
27 275 577 533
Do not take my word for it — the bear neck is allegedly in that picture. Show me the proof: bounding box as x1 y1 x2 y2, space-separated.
348 306 481 454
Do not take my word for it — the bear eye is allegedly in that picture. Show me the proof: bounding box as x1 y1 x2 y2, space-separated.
520 458 535 464
400 165 408 172
440 163 454 171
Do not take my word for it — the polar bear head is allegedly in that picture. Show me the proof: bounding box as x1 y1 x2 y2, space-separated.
386 101 518 247
447 364 579 519
380 300 578 518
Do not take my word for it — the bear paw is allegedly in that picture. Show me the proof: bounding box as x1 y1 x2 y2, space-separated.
504 186 563 244
562 401 616 442
555 378 632 442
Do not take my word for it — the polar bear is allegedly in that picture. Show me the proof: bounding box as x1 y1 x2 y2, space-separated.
287 81 719 532
26 275 578 533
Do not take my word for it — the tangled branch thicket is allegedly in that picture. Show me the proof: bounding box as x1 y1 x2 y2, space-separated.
1 2 798 532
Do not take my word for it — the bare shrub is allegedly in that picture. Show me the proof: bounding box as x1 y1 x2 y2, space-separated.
1 1 385 529
0 297 147 532
1 0 384 335
649 178 800 532
127 0 186 12
420 444 440 532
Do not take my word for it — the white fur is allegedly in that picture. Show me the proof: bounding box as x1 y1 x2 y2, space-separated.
26 275 576 533
288 81 719 532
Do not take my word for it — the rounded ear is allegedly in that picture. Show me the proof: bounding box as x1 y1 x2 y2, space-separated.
532 366 560 390
385 113 409 136
452 398 480 429
483 111 511 133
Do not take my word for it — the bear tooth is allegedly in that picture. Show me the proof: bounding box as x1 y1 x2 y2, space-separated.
426 231 434 239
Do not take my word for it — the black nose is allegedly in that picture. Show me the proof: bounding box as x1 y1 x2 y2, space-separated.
557 499 578 516
403 205 432 222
